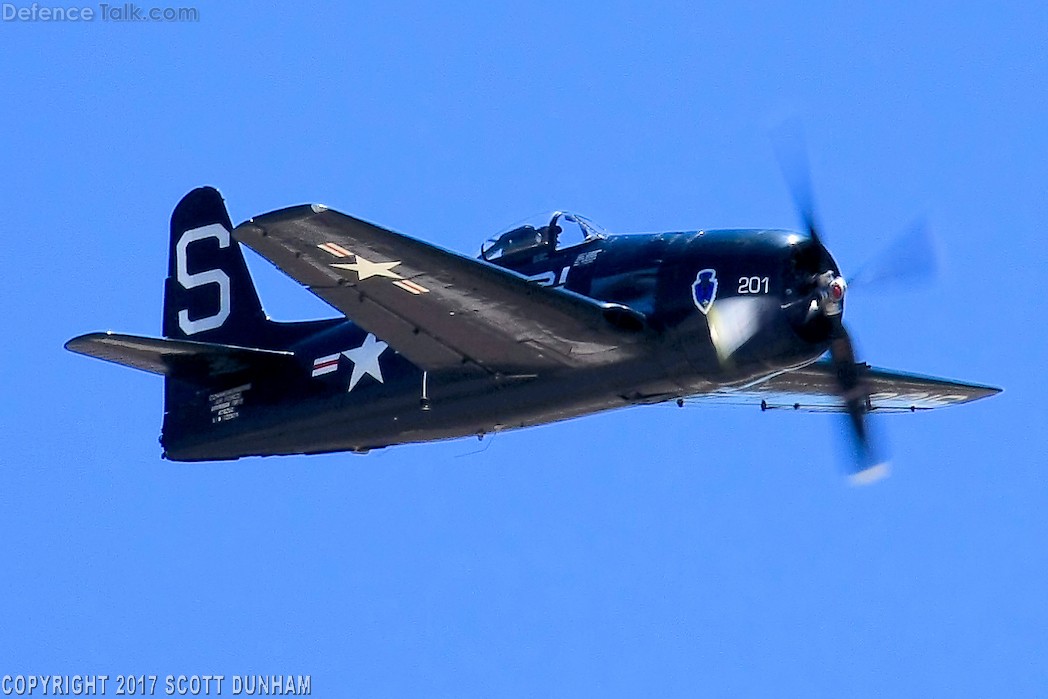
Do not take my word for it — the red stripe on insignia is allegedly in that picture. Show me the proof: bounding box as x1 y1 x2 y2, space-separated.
311 354 341 377
393 279 429 294
317 243 351 258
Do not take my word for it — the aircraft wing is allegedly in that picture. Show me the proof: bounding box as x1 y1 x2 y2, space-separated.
690 361 1001 412
233 205 647 374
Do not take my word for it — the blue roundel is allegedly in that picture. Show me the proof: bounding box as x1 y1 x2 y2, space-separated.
692 269 718 315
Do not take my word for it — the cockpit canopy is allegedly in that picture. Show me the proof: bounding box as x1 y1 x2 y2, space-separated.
480 211 608 262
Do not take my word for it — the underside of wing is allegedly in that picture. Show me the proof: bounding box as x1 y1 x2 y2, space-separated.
233 205 646 374
688 361 1001 412
65 332 295 378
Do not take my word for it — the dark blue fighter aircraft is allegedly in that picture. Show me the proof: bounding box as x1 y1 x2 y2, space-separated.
66 186 999 482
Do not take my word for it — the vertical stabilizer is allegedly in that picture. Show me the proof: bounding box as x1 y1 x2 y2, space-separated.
163 186 268 343
161 187 270 458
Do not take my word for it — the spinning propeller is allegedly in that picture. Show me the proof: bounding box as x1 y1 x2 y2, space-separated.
772 123 937 483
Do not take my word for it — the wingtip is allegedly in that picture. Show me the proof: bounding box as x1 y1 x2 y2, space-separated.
64 331 113 353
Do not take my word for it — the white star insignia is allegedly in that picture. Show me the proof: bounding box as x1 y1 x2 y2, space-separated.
341 333 388 391
331 254 403 280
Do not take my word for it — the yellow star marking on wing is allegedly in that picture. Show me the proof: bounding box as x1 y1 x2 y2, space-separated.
331 254 403 281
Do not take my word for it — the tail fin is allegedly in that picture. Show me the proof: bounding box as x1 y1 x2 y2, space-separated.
161 187 271 459
64 187 345 460
163 187 268 343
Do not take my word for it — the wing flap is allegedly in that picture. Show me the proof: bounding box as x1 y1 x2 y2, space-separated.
65 332 295 377
233 205 644 374
691 361 1001 412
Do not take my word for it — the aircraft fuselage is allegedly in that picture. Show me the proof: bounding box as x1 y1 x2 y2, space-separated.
163 228 836 460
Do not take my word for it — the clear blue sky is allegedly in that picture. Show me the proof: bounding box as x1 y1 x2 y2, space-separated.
2 2 1046 695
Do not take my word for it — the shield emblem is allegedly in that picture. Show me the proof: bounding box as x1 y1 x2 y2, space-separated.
692 269 718 315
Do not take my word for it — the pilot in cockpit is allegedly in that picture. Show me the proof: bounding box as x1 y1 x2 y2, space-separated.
538 220 562 249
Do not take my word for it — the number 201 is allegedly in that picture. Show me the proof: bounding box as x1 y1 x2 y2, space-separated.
738 276 770 294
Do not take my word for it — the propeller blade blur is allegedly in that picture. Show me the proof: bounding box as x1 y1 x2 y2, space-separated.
827 318 890 483
771 117 823 244
849 461 890 486
848 218 940 292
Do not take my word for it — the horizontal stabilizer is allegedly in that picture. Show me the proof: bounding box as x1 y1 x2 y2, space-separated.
65 332 295 378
